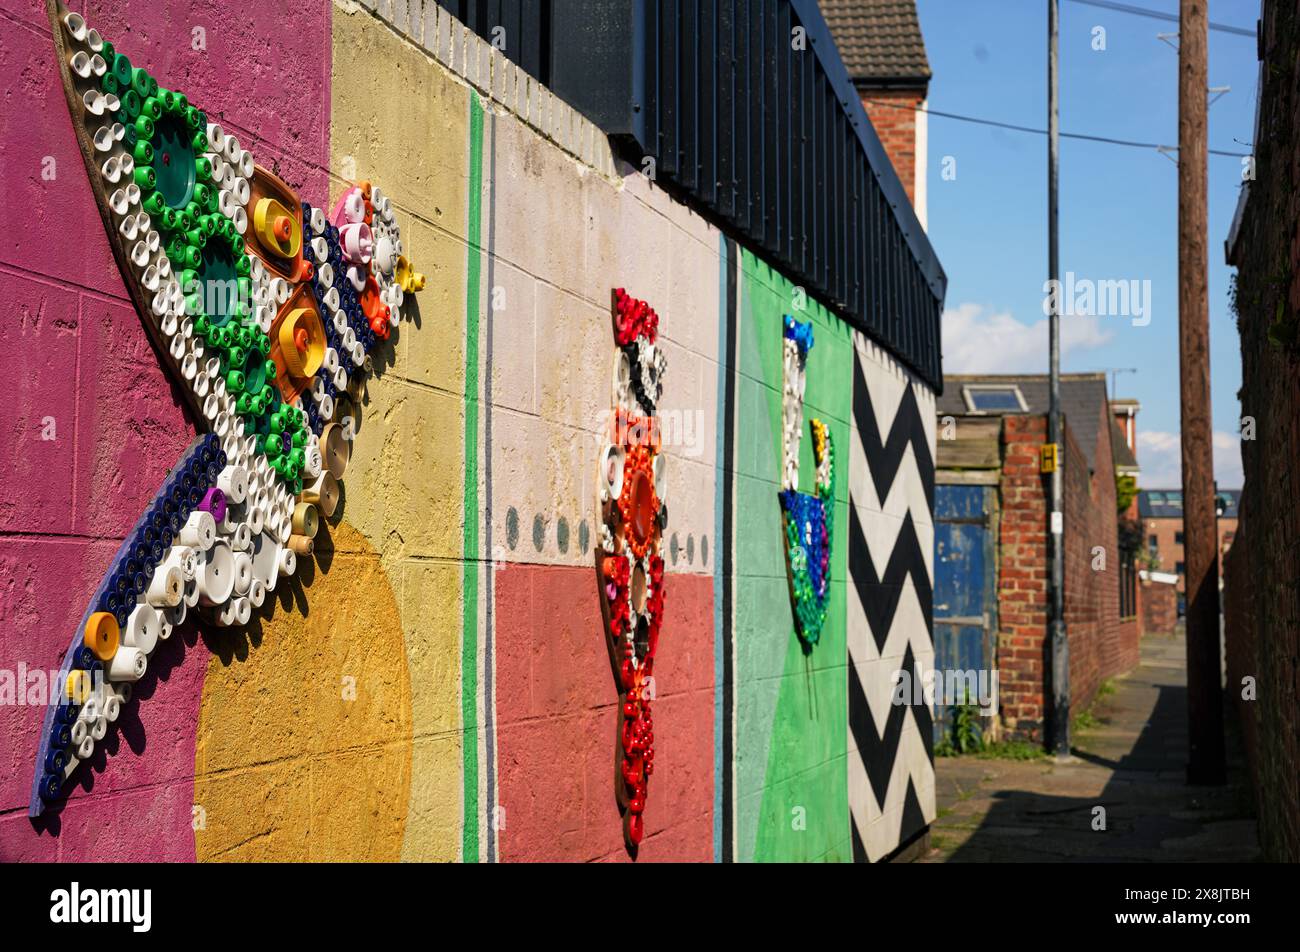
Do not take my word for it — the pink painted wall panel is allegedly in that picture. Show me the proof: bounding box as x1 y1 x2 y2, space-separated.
0 0 331 861
494 565 714 862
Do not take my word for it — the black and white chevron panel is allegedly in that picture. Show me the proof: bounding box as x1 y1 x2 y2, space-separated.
847 332 937 862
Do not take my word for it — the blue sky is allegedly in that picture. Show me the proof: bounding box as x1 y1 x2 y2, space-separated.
914 0 1257 488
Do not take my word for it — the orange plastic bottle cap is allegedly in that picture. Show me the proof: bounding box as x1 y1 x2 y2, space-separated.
83 611 121 661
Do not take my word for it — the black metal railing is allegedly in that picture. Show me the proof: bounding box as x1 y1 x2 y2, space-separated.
435 1 554 85
440 0 946 390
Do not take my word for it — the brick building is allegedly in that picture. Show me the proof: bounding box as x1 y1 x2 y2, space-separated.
1137 489 1240 610
1221 0 1300 862
934 374 1141 741
824 0 931 226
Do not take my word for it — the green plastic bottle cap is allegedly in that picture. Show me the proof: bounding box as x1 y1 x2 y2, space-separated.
131 67 155 99
120 88 141 119
133 141 153 165
111 53 132 88
133 166 156 191
226 370 245 393
100 73 119 96
143 192 165 215
133 115 154 140
243 352 266 393
141 96 162 121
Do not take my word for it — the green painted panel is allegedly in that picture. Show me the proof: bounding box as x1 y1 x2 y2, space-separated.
732 247 852 863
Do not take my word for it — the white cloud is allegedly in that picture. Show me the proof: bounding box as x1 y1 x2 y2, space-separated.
1137 429 1244 490
942 302 1112 373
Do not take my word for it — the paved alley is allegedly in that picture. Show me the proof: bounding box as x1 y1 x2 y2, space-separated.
922 631 1259 862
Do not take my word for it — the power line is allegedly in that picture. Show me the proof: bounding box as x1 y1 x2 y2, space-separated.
1062 0 1255 37
862 97 1251 158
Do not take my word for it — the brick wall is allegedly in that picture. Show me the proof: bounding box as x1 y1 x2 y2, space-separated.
860 90 923 205
1223 0 1300 863
1061 401 1134 714
1144 515 1239 593
996 415 1049 739
1140 579 1178 636
994 406 1138 741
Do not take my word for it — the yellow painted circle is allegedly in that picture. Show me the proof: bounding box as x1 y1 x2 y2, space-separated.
193 522 412 861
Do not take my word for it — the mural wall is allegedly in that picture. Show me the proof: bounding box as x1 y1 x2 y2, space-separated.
0 0 936 863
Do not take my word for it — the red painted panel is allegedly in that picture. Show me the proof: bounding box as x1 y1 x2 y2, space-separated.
495 564 714 862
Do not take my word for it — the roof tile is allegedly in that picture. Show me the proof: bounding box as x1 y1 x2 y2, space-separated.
821 0 932 84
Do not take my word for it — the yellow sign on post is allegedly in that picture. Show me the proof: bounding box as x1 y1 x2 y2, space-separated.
1040 443 1059 474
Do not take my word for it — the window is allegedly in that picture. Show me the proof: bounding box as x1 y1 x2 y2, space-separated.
1148 534 1158 549
1176 561 1185 574
1175 531 1184 544
1119 556 1138 620
962 385 1027 413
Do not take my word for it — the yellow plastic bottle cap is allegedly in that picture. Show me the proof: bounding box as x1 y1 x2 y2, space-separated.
65 669 93 704
277 307 325 379
83 611 121 661
253 196 301 260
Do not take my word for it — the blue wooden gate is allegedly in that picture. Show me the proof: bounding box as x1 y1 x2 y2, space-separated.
933 484 996 743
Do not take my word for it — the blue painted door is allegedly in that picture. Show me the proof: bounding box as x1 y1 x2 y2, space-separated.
933 485 996 744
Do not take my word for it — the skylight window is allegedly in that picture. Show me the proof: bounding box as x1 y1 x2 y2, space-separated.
962 385 1027 413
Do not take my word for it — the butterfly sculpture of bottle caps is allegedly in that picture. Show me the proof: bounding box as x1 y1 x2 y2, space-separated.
779 316 834 651
595 289 667 854
29 0 426 817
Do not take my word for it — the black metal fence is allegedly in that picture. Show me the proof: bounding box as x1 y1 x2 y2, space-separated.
435 1 554 85
439 0 946 390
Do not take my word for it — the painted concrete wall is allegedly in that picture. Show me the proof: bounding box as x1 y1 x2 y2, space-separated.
0 0 936 862
727 249 852 862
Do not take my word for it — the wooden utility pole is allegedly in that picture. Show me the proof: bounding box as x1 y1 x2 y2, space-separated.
1177 0 1225 785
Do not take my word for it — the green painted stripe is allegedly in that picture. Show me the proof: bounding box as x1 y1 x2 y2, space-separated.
461 92 485 863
